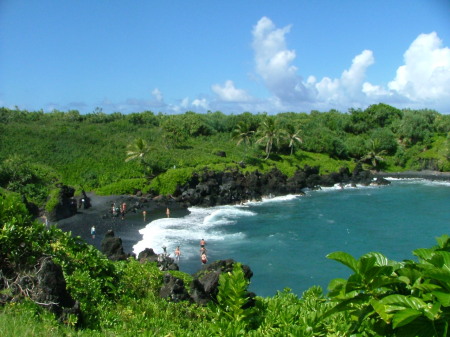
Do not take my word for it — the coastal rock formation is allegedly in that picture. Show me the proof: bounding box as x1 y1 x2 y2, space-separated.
137 247 179 271
159 273 191 302
174 165 388 207
101 230 129 261
0 257 81 323
189 259 254 306
47 185 78 221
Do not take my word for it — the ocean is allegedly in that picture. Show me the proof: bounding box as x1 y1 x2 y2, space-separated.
132 178 450 297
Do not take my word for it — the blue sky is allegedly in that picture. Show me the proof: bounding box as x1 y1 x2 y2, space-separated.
1 0 449 115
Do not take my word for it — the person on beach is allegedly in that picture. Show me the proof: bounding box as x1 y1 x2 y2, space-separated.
201 252 208 264
90 226 96 239
174 246 181 262
120 202 127 220
166 207 170 218
112 203 118 217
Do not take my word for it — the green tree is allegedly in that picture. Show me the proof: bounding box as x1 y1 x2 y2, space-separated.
360 139 387 171
125 138 151 165
256 117 284 159
232 121 255 149
284 124 303 155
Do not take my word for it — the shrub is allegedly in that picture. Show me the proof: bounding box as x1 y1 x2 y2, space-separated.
149 167 195 195
95 178 148 195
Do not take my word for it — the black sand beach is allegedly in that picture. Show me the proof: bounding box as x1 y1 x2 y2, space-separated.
55 193 189 255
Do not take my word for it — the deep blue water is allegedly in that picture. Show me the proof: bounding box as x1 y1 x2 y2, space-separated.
133 179 450 297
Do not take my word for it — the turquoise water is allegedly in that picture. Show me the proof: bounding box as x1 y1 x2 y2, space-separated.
133 179 450 297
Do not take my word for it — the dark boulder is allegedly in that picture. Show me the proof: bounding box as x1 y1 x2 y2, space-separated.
47 185 78 221
137 247 178 271
101 230 129 261
34 258 81 323
189 259 253 306
159 273 191 302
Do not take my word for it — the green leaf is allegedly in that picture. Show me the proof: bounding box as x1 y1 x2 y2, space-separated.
370 298 392 323
362 252 390 266
392 308 422 328
357 255 376 276
435 234 450 249
379 294 428 311
413 248 435 262
433 291 450 307
327 251 358 273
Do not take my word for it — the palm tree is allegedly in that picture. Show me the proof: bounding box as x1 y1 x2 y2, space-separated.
360 139 386 171
285 125 303 155
125 138 151 166
232 121 255 148
256 117 284 159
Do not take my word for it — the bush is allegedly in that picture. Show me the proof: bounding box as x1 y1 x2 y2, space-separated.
95 178 148 195
149 167 196 195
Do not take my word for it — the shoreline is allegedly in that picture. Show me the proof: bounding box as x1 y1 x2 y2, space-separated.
52 170 450 255
55 193 189 254
375 170 450 181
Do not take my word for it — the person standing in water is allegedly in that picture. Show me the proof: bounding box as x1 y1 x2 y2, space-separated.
174 246 181 262
142 210 147 221
201 252 208 265
166 207 170 218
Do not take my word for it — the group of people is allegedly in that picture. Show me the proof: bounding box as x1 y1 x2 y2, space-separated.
170 238 208 265
200 238 207 264
111 202 127 220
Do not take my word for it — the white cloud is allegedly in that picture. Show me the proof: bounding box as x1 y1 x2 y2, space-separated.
252 17 311 103
212 80 251 102
152 88 163 102
388 32 450 102
249 17 450 113
192 98 209 110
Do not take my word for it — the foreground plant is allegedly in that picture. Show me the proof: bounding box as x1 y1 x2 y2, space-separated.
326 235 450 336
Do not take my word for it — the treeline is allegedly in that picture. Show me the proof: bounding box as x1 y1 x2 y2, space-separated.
0 104 449 207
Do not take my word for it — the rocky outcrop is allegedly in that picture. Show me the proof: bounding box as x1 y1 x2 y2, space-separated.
137 247 179 271
47 185 78 221
159 273 191 302
101 230 130 261
189 259 253 306
174 165 388 207
0 257 81 324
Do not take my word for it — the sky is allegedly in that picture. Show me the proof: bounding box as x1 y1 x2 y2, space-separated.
1 1 449 115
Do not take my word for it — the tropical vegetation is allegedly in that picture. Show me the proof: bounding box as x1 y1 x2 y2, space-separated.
0 104 449 211
1 191 449 336
1 104 449 335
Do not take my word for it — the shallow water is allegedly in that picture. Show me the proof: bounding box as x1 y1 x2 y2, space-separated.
133 179 450 297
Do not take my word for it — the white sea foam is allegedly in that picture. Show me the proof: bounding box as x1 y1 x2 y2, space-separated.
132 205 253 258
386 177 450 187
244 194 302 206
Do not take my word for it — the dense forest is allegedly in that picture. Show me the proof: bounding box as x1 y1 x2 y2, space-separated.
1 104 450 336
0 103 449 210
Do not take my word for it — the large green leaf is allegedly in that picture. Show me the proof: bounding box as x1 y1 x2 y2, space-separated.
370 298 392 323
358 255 376 276
435 234 450 250
326 251 358 273
413 248 435 262
392 308 422 328
433 291 450 307
362 252 390 266
378 294 427 311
